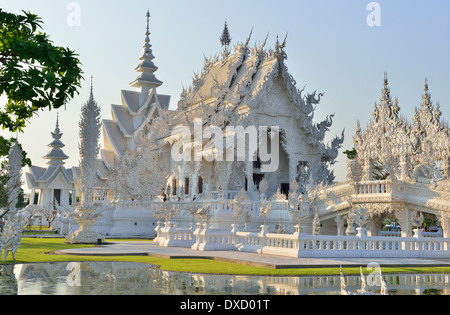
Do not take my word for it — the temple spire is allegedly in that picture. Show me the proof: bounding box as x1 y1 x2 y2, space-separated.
89 75 94 102
130 9 163 92
421 78 433 111
220 20 232 55
43 114 69 165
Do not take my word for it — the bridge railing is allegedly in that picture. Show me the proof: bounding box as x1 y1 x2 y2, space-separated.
355 180 391 195
156 224 450 259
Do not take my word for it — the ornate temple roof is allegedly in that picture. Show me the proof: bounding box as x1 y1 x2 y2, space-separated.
43 114 69 165
26 114 74 189
170 29 344 160
100 10 170 163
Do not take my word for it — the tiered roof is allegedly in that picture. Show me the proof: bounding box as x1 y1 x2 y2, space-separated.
26 115 74 189
43 114 69 165
101 10 171 167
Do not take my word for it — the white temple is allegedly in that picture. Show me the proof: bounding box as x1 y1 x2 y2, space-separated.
29 10 450 260
25 115 76 208
78 11 345 237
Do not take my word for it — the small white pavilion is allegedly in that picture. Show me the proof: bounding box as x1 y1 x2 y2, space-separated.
25 115 76 208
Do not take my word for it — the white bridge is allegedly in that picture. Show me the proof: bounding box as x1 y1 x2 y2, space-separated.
151 178 450 259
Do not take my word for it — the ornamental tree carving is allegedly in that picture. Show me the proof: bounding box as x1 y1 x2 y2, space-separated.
78 85 101 209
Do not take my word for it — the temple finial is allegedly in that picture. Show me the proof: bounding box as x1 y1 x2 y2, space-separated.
129 10 163 90
220 20 232 53
146 10 150 35
89 75 94 101
384 72 389 87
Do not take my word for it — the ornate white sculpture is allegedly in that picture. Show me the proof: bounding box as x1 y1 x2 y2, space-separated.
287 181 302 229
231 188 250 228
348 74 450 183
195 204 212 226
108 126 169 201
350 205 371 229
312 208 321 235
67 80 105 244
1 142 25 261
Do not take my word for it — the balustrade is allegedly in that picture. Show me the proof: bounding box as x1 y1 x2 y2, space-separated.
157 224 450 258
355 180 391 195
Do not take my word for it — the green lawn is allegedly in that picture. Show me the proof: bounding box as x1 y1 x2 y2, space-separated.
3 238 450 277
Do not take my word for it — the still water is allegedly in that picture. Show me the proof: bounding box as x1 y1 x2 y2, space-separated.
0 262 449 295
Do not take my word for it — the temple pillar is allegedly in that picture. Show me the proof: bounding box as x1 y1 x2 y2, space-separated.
30 189 36 205
334 215 346 236
438 213 450 238
367 215 383 236
191 161 200 199
178 160 187 197
395 208 413 238
38 189 42 205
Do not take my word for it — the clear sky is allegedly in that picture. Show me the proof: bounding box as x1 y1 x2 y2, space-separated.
1 0 450 187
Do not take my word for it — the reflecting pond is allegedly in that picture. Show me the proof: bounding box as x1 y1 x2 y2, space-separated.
1 262 450 295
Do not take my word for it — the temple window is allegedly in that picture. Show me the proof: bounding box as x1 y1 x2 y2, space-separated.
172 179 177 196
185 177 190 195
198 176 203 194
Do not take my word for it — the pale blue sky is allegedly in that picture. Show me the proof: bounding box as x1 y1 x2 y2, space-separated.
1 0 449 183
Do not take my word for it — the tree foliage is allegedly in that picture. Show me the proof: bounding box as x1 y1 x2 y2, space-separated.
0 9 83 133
0 9 82 208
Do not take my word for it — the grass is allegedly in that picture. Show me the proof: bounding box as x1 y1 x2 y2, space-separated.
3 238 450 277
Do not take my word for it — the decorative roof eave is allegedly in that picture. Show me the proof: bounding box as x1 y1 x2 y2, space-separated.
134 99 165 136
47 170 72 188
277 59 339 146
43 148 69 161
102 120 126 158
129 78 163 90
121 90 140 114
38 164 73 186
100 149 115 171
136 88 159 116
28 165 46 182
25 172 38 189
111 105 134 138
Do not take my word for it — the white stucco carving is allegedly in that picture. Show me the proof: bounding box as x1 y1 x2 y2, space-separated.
66 80 105 244
1 142 26 261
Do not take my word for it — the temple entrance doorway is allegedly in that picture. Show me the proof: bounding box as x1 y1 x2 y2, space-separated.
53 189 61 208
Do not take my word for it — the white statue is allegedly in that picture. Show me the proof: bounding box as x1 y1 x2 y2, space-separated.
66 80 106 244
1 142 25 261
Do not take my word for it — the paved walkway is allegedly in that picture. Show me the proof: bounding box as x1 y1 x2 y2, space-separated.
55 241 450 269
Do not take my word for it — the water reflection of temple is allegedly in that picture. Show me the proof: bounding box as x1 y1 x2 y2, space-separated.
1 262 449 295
